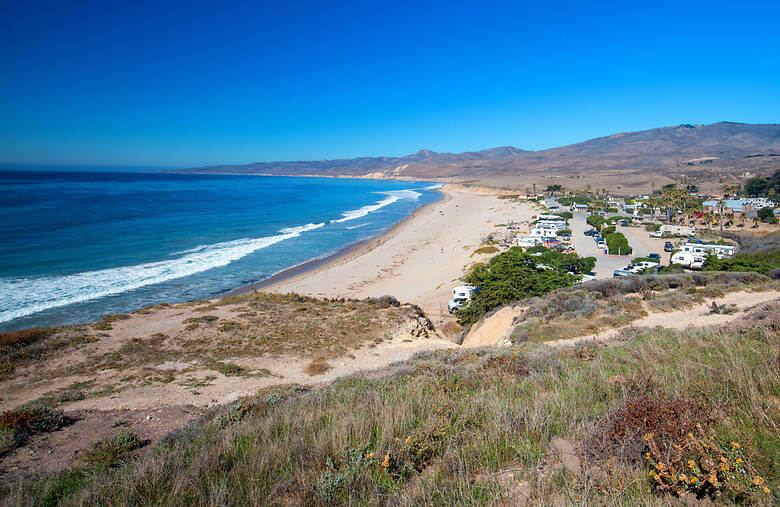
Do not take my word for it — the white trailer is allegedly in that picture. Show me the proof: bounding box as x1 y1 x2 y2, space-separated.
660 224 696 237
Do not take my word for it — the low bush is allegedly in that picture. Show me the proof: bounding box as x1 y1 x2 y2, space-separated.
0 404 66 454
82 430 144 467
0 327 53 348
585 395 707 465
644 427 770 503
704 251 780 274
586 214 606 229
471 245 499 256
303 356 332 376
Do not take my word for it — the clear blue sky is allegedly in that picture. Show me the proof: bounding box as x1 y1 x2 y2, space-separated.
1 0 778 167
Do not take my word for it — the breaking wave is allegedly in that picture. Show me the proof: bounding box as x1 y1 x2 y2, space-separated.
0 222 324 323
332 189 421 223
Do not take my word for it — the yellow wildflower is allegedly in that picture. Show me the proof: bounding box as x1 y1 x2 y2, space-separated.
690 476 698 484
753 476 764 486
678 473 687 482
763 487 771 494
367 452 374 459
688 460 696 469
731 442 740 449
736 458 743 464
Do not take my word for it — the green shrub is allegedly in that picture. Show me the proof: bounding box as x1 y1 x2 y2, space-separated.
703 251 780 274
0 327 53 348
586 215 606 229
471 245 500 256
645 224 661 232
606 232 632 255
757 207 777 224
601 226 616 235
82 430 143 467
456 247 592 325
0 404 66 455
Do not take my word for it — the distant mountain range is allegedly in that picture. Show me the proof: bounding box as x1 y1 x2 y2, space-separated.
178 122 780 190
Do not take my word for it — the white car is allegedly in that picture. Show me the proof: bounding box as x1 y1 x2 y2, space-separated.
597 240 606 250
649 231 663 238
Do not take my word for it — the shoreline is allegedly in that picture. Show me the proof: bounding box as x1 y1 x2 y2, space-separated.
259 185 532 327
254 190 450 294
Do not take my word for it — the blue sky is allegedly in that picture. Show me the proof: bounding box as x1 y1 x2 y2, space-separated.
1 0 778 167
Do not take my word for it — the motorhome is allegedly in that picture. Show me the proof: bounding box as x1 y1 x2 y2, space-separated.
677 240 735 259
448 285 479 313
671 251 706 270
515 235 544 248
659 224 696 237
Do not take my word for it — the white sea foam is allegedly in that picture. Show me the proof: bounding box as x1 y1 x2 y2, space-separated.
421 183 443 190
345 223 368 230
0 222 324 323
332 189 421 224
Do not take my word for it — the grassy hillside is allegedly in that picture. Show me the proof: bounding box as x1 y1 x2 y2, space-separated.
3 298 776 505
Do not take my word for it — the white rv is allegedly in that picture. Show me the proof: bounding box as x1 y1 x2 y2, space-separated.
659 224 696 237
448 286 479 313
678 241 735 259
671 251 706 270
516 235 544 248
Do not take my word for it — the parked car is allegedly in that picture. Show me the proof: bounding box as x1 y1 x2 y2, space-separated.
597 240 606 250
664 242 674 252
584 229 597 236
649 231 663 238
648 253 661 261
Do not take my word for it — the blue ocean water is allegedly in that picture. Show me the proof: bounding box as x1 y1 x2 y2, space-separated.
0 170 441 331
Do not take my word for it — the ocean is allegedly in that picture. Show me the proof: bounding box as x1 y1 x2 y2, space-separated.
0 169 442 331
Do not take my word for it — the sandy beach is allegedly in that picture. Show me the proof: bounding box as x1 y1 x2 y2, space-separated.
264 185 537 325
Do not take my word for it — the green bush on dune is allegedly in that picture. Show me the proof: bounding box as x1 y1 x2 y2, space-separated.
456 246 595 325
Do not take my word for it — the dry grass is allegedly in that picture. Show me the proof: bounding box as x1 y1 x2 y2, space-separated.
508 272 777 343
303 355 332 376
4 300 776 504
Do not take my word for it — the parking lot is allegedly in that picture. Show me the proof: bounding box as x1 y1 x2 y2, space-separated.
569 212 672 278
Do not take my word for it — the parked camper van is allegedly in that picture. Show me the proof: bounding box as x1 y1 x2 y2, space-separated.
448 285 479 313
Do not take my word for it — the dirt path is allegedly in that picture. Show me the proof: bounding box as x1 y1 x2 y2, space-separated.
544 290 779 348
461 305 524 347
